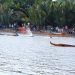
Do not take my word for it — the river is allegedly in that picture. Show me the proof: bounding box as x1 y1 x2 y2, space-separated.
0 34 75 75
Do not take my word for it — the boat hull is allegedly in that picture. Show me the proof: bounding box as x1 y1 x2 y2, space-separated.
50 32 66 36
50 41 75 47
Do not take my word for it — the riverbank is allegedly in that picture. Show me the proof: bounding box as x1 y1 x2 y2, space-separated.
32 31 75 37
0 28 75 37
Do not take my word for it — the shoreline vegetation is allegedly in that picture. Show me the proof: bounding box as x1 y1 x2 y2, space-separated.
0 0 75 36
0 28 75 37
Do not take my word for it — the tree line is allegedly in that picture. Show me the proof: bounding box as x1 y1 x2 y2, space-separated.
0 0 75 29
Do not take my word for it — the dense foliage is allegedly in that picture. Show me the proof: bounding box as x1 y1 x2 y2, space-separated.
0 0 75 28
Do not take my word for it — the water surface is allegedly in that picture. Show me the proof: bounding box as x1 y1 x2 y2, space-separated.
0 35 75 75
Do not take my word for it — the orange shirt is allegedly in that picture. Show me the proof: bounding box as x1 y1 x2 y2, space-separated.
18 27 26 33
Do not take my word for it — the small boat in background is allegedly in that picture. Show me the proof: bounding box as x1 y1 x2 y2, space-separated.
17 26 33 37
51 32 66 36
50 41 75 47
55 32 65 35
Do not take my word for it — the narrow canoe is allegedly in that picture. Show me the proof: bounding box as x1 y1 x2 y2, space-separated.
50 41 75 47
51 32 65 36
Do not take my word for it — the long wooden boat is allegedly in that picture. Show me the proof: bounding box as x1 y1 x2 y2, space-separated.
50 41 75 47
50 32 66 36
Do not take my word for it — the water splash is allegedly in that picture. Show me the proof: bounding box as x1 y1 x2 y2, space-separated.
26 27 33 37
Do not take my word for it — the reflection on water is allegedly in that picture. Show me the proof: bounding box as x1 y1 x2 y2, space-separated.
0 35 75 75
